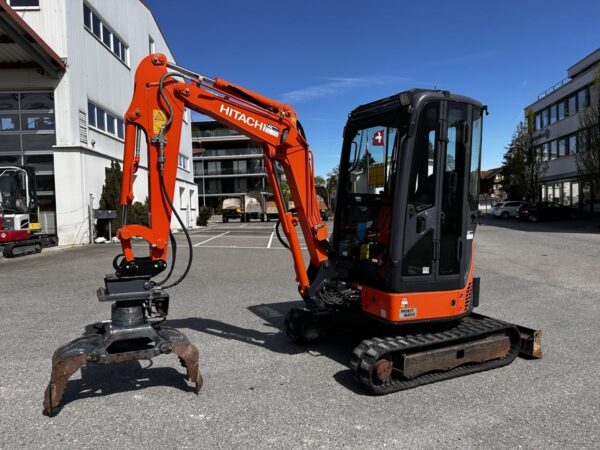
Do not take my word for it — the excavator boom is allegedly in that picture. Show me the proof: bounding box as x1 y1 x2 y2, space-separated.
117 54 328 294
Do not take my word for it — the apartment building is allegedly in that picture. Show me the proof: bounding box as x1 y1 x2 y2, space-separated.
525 48 600 213
192 120 267 209
0 0 197 245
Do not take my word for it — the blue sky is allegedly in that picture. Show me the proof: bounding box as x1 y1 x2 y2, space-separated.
146 0 600 176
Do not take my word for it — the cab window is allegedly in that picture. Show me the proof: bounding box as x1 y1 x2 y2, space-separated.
346 126 398 195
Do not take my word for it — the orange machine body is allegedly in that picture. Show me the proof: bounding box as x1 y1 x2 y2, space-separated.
357 243 475 323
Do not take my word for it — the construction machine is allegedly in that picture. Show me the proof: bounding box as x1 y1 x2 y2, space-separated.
43 54 541 415
0 165 57 257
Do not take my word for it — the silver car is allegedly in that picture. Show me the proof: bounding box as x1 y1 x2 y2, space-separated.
493 201 524 218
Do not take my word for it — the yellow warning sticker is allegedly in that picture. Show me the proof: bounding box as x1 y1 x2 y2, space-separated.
153 109 167 134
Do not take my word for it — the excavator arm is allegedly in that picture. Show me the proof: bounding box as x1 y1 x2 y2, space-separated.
118 54 329 295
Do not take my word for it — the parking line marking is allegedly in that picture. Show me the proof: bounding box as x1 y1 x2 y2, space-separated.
267 230 275 248
240 224 248 228
194 231 230 246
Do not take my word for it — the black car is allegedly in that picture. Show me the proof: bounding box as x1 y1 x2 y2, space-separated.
517 201 578 222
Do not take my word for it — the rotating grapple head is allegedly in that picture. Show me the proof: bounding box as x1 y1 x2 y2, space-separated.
43 276 203 416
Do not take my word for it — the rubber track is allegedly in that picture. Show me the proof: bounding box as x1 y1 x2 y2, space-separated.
349 314 521 395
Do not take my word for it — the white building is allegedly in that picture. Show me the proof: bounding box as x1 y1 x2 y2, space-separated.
0 0 198 246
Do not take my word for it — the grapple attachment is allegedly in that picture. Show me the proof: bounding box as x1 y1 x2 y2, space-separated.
43 288 202 416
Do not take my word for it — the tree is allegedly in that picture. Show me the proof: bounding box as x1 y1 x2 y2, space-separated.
326 165 339 194
97 161 149 239
314 175 326 186
576 72 600 187
502 114 547 201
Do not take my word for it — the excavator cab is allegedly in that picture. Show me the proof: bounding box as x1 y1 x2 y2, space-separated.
0 166 38 237
333 90 483 301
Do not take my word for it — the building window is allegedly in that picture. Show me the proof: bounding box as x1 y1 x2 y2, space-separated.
542 143 549 161
535 112 541 130
7 0 39 9
541 109 547 128
549 105 557 124
557 101 565 121
178 154 189 171
558 138 566 157
549 140 557 160
572 181 579 207
83 3 129 66
0 91 55 154
568 95 577 115
87 100 125 140
578 88 589 110
568 134 577 154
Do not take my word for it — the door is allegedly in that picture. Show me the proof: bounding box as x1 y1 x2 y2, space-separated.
401 101 440 278
401 100 470 288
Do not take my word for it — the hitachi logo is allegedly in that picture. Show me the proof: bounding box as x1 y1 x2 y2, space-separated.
219 104 279 138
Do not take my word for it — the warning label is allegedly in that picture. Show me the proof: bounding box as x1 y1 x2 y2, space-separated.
153 109 167 134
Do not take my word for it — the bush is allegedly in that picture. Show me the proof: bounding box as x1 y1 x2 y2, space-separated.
196 206 213 227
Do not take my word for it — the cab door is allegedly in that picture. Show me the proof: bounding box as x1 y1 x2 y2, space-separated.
397 100 471 291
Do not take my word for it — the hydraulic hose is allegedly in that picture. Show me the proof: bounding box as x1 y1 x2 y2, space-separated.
275 219 290 250
151 72 194 289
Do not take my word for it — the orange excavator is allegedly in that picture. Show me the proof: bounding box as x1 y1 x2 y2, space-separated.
43 55 541 415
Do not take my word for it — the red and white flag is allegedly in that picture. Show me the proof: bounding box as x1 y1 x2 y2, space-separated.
372 130 384 146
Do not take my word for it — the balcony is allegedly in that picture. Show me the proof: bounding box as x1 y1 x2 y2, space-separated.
536 77 572 101
194 166 266 178
194 148 262 158
192 128 242 138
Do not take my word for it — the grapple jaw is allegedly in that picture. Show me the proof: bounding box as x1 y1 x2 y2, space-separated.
43 290 202 416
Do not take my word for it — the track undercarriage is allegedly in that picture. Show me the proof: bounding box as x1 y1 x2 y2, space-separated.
284 306 541 395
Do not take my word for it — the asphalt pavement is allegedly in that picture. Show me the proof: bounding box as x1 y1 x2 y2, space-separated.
1 218 599 448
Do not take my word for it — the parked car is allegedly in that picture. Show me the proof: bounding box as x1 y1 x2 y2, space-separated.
517 202 578 222
492 201 524 218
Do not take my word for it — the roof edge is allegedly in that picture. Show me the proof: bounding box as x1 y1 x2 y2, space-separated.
0 0 65 75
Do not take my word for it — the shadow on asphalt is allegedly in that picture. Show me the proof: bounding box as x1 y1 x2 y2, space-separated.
478 216 600 234
166 301 371 395
55 360 196 415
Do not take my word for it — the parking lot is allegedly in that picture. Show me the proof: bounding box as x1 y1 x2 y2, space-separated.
1 219 600 448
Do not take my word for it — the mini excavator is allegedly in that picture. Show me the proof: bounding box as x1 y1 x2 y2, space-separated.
44 55 541 414
0 165 57 257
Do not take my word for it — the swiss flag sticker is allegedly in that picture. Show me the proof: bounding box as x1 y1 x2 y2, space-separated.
372 130 384 146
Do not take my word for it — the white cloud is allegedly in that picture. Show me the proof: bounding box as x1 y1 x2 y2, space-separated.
279 75 409 103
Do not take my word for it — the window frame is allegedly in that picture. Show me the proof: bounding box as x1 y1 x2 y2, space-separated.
0 90 56 154
178 154 190 171
87 99 125 142
7 0 40 10
83 2 130 67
